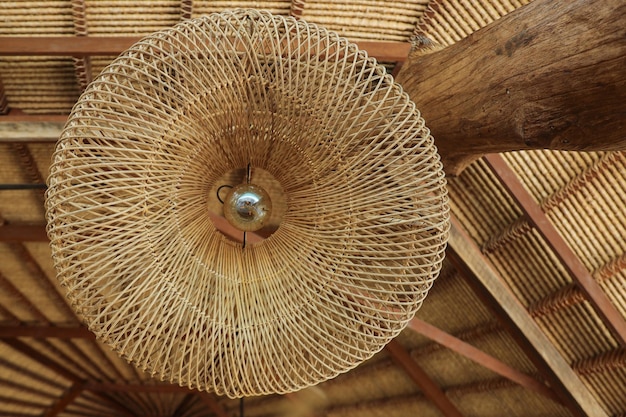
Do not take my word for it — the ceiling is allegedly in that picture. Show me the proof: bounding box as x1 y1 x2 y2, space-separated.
0 1 625 417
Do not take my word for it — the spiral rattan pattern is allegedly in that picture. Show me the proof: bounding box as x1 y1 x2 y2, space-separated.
45 10 449 398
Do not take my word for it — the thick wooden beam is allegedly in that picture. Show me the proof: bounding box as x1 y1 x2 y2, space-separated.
484 153 626 347
0 117 64 142
446 216 608 417
397 0 626 174
385 339 464 417
407 317 559 403
0 36 410 63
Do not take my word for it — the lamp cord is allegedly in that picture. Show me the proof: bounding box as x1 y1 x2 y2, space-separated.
240 397 244 417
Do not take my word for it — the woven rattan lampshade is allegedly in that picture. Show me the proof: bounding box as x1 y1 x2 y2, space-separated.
45 9 449 398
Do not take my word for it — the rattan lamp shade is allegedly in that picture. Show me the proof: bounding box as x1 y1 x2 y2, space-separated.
45 10 449 398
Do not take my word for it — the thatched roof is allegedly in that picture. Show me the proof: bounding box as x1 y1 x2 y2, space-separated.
0 1 624 416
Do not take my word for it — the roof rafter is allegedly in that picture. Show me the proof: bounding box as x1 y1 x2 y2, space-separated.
446 215 608 417
407 317 560 403
483 153 626 347
0 325 94 339
385 339 464 417
0 36 410 62
42 382 85 417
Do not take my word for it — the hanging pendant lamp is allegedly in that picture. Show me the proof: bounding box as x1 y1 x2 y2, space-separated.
45 9 449 398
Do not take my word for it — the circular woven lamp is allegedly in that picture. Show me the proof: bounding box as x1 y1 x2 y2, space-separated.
46 10 449 398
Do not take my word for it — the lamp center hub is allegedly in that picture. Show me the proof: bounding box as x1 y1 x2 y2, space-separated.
223 184 272 232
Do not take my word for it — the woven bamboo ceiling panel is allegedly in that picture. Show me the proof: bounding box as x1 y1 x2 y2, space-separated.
44 10 449 398
2 1 626 416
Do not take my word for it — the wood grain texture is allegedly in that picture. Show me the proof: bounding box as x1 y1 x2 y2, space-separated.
398 0 626 174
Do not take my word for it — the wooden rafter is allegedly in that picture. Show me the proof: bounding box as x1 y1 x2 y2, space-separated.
0 219 269 244
407 318 559 403
42 382 85 417
0 36 411 62
446 216 608 417
484 153 626 348
0 325 94 339
385 339 464 417
482 153 622 253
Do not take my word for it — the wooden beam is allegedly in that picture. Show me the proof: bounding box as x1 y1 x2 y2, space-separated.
407 317 560 403
0 118 64 142
397 0 626 174
484 153 626 347
0 325 94 339
446 216 608 417
42 382 85 417
385 339 464 417
0 224 50 241
0 36 139 56
0 36 410 63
